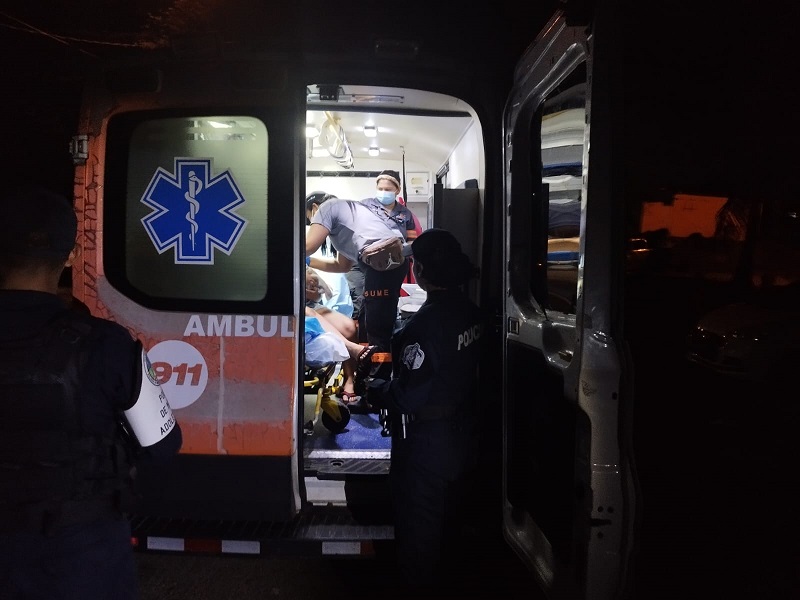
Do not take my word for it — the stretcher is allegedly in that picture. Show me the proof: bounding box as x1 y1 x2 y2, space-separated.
303 335 351 435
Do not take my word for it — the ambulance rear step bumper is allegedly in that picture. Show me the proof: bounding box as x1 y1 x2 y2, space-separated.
130 505 394 557
304 454 390 479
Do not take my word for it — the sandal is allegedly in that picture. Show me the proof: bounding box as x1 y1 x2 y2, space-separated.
353 345 378 395
339 390 361 404
355 345 378 379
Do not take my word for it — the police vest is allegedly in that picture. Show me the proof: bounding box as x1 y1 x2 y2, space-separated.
0 310 133 534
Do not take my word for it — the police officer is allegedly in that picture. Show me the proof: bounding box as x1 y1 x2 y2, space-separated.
365 228 485 592
0 186 182 600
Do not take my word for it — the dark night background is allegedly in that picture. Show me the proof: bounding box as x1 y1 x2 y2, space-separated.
2 1 797 204
1 2 798 599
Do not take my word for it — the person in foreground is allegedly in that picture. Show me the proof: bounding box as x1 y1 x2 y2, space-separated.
0 185 183 600
364 228 485 593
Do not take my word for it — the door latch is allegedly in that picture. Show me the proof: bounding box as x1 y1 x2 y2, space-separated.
70 135 88 165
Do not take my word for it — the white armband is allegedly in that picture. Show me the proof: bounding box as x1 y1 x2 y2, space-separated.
123 345 177 447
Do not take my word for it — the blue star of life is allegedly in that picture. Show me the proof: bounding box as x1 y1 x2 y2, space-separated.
140 158 248 264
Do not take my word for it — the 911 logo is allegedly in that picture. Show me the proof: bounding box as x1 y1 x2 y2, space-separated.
146 340 209 410
140 158 247 264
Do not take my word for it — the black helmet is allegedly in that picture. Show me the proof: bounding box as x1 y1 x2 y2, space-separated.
412 228 477 288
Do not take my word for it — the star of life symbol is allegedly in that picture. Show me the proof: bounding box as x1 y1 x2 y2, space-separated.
140 158 247 264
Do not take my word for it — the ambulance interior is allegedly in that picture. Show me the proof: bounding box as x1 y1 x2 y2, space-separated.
301 84 483 492
300 82 585 496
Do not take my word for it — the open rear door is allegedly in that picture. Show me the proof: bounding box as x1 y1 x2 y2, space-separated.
502 5 638 599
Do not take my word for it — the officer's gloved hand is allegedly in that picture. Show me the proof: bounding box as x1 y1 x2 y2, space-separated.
365 378 389 408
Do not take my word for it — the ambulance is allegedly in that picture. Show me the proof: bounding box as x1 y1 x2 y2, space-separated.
68 0 638 597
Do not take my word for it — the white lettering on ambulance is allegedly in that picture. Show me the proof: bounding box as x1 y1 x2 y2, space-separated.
257 317 278 337
183 315 295 338
184 315 206 336
235 315 254 336
208 315 232 337
280 316 293 337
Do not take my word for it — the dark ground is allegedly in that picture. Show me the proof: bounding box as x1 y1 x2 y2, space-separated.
625 274 799 600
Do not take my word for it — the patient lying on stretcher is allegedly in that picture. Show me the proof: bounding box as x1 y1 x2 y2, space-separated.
306 268 372 403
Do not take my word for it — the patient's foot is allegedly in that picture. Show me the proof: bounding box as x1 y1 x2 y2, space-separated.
339 378 360 404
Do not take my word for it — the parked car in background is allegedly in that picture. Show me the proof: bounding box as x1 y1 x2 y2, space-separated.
686 281 800 384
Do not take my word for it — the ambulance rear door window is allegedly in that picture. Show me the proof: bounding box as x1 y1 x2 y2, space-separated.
104 111 293 314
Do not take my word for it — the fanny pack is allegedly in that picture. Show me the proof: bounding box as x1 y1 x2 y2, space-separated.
360 237 405 271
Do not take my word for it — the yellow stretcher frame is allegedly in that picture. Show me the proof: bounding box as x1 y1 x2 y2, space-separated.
303 361 350 434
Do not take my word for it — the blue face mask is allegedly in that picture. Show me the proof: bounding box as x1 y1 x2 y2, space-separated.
376 190 397 205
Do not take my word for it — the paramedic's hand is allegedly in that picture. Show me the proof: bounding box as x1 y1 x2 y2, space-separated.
365 378 389 408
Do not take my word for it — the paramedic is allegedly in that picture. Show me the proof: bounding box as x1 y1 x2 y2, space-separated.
359 169 420 293
0 186 183 600
305 192 366 326
361 169 418 244
364 228 485 591
306 193 411 389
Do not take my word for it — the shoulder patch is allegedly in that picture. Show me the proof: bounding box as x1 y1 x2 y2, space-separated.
143 351 160 386
401 343 425 370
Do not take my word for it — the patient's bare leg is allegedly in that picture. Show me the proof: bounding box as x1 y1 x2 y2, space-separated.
305 307 362 360
306 307 365 400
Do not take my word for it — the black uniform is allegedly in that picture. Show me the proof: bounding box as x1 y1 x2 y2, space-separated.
0 290 182 600
368 287 485 588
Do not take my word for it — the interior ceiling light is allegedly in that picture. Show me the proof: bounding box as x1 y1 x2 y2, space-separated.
368 146 380 157
363 125 377 137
